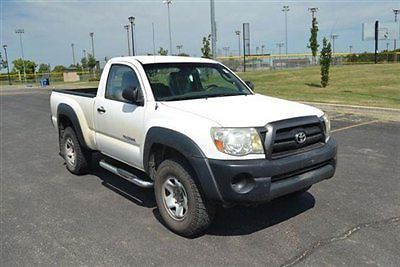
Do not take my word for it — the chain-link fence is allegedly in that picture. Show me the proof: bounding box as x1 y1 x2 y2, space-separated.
218 51 400 72
0 70 99 86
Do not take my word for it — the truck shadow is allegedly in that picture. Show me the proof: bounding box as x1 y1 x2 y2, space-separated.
90 154 156 208
206 193 315 236
89 153 315 237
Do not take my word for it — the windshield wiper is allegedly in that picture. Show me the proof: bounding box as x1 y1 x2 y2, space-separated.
204 92 249 98
161 92 249 101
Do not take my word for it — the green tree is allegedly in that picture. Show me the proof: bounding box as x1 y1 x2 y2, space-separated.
158 47 168 56
87 54 96 71
201 35 212 59
12 58 37 74
81 57 88 70
52 65 66 73
177 53 190 57
319 37 332 88
38 64 50 74
74 63 82 72
307 18 319 64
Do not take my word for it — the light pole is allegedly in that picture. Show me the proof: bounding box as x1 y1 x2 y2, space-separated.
3 44 11 85
163 0 173 55
124 25 131 56
308 7 319 19
128 17 135 56
276 43 284 69
282 5 290 55
210 0 217 59
349 45 353 54
386 42 390 61
223 46 229 57
82 49 87 71
176 44 183 54
71 43 76 66
235 30 241 57
331 34 339 55
152 22 156 55
393 9 399 62
89 32 95 59
15 29 26 82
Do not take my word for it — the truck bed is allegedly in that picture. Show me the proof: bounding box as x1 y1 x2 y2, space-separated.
53 88 98 98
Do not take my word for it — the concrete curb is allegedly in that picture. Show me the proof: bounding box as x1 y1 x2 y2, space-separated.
302 101 400 121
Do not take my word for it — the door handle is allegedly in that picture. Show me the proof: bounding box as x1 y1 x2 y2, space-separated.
97 106 106 113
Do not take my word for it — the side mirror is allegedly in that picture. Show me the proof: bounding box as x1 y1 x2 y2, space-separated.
122 87 144 106
245 81 255 90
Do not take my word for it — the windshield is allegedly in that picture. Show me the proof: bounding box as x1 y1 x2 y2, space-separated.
142 63 252 101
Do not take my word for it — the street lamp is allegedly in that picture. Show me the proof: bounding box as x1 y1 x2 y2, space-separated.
15 29 26 82
71 43 76 66
331 34 339 55
163 0 173 55
210 0 217 59
308 7 319 19
82 49 87 71
89 32 95 58
235 30 241 57
128 16 135 56
282 5 290 55
124 25 131 56
223 46 229 57
176 44 183 54
393 9 399 62
3 44 11 85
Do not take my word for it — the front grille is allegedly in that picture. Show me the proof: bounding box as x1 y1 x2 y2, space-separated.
263 116 325 159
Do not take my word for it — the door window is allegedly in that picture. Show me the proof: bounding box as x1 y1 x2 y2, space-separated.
105 64 141 102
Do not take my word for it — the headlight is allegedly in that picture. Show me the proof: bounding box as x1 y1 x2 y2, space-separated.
321 113 331 142
211 127 264 156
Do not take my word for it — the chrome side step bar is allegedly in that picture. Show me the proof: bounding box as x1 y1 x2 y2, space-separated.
99 160 154 188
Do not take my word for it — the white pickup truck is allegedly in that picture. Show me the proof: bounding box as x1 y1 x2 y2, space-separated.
50 56 337 236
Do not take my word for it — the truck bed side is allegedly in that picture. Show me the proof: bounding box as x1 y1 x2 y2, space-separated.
50 89 97 150
53 88 98 97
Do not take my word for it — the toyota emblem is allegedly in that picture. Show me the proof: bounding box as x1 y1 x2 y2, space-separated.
295 131 307 144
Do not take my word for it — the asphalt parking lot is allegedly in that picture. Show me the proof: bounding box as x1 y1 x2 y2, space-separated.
1 88 399 266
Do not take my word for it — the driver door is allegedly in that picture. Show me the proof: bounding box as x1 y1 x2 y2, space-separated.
94 63 145 169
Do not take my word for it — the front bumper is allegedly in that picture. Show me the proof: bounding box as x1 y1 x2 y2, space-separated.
207 138 337 203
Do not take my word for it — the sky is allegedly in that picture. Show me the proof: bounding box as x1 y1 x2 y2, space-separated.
1 0 400 69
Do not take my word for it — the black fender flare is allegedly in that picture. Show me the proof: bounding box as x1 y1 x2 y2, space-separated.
143 127 223 202
57 103 88 149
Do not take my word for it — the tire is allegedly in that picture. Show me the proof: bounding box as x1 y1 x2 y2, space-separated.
62 127 91 175
154 159 215 237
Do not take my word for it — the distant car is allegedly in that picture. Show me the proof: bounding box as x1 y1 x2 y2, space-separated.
50 56 337 236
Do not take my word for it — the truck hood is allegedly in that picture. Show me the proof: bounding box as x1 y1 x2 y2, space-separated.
161 94 324 127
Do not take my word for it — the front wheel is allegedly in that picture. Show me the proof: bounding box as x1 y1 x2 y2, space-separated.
154 159 215 237
62 127 91 175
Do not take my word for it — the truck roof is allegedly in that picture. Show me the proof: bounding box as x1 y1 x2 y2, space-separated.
108 56 218 65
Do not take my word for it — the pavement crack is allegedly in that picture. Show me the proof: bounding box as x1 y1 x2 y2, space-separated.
280 216 400 267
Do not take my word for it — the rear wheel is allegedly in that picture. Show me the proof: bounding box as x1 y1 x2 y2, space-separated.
154 159 215 237
62 127 91 174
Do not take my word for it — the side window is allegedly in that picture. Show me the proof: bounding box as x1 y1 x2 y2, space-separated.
105 64 141 102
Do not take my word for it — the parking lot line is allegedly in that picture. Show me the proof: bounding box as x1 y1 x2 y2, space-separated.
331 119 381 133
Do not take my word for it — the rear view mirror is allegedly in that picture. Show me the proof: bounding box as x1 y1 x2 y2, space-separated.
245 81 255 90
122 87 144 106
